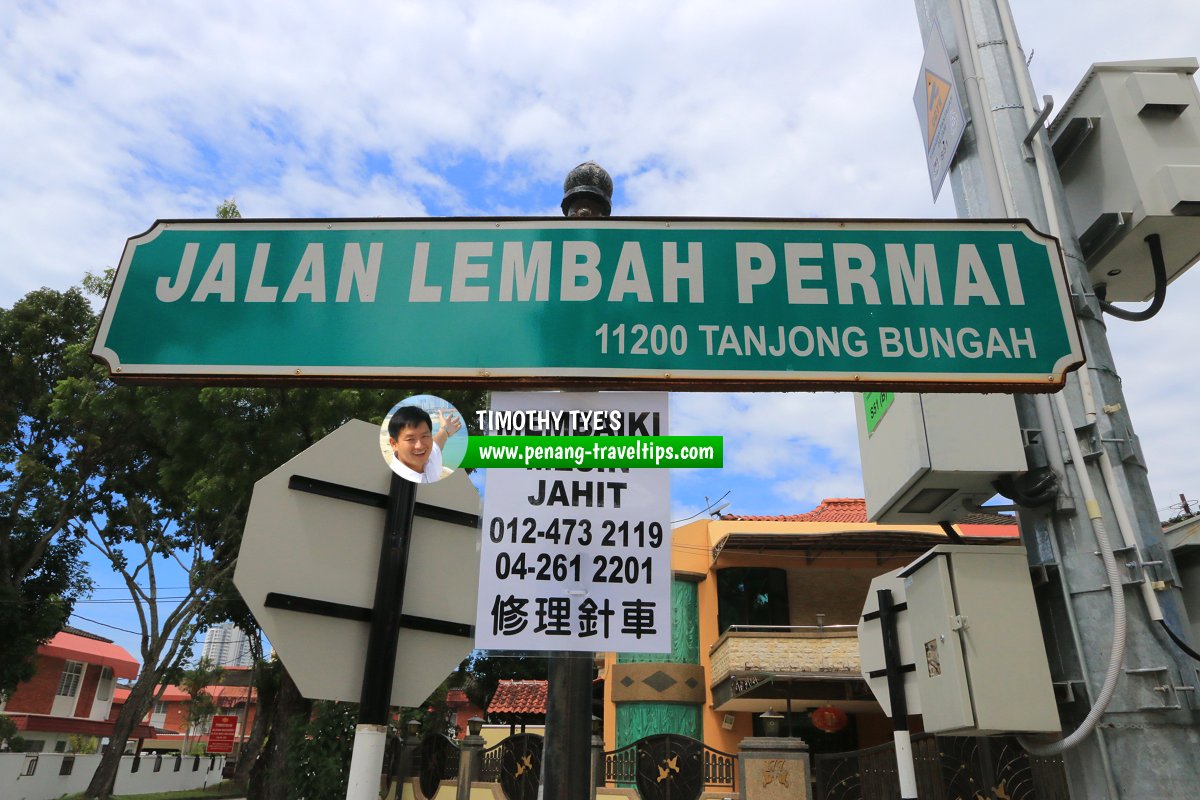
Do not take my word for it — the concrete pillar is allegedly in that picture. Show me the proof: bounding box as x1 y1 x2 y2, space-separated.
456 717 485 800
737 725 811 800
390 720 421 798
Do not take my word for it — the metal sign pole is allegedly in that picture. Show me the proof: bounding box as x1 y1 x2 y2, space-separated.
915 1 1200 794
346 472 418 800
539 162 615 800
877 589 918 800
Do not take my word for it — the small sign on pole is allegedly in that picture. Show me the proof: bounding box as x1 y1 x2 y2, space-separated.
206 715 239 755
475 391 672 653
914 22 967 199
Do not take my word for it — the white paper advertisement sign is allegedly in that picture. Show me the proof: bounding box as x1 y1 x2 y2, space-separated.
475 391 671 653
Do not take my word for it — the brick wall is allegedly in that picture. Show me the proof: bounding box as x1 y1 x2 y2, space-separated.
163 701 189 733
786 568 879 626
74 664 101 718
709 632 861 684
4 655 64 715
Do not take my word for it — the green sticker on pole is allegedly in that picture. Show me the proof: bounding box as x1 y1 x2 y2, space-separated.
863 391 895 435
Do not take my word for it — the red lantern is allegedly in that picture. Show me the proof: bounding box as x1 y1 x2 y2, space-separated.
810 705 848 733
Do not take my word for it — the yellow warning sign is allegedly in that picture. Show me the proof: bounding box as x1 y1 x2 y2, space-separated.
925 69 952 146
914 22 965 199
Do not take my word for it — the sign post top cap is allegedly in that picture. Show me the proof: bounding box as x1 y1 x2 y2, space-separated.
561 161 613 217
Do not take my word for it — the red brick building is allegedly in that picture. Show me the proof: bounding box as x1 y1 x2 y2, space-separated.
443 689 484 739
110 670 258 754
0 626 154 752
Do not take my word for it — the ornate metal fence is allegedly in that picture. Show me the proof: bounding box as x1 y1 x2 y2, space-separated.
413 733 461 800
814 734 1069 800
479 733 543 800
604 733 737 800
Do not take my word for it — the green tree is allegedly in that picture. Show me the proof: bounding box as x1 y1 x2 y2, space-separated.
49 199 488 798
67 734 100 754
180 658 226 754
0 713 28 752
0 287 96 697
287 701 358 800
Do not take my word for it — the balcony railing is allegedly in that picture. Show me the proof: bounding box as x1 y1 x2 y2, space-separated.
709 625 861 686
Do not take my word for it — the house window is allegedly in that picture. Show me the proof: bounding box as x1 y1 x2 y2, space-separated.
96 666 114 701
716 567 790 633
153 701 168 716
56 661 84 698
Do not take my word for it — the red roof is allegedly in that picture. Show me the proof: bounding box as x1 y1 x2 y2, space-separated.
40 631 139 679
113 685 189 704
8 713 157 740
725 498 870 523
155 685 191 702
114 683 255 706
723 498 1018 537
210 684 257 704
487 680 547 716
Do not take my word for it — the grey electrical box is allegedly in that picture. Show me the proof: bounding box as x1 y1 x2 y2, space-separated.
899 545 1060 735
854 393 1026 524
1049 58 1200 301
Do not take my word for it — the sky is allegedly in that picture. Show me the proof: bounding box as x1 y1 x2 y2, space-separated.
4 1 1199 661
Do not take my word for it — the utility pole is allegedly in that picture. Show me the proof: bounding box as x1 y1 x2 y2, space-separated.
541 161 614 800
914 1 1200 796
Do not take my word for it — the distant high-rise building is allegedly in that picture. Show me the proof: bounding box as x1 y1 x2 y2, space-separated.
199 622 254 668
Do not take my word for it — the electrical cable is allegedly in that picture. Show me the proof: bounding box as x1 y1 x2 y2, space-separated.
1017 393 1127 756
988 2 1127 766
1158 619 1200 663
1096 234 1168 322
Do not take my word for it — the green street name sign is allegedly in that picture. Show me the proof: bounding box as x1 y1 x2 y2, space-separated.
92 217 1083 391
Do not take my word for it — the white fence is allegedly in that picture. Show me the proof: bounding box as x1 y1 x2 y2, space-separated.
0 751 227 800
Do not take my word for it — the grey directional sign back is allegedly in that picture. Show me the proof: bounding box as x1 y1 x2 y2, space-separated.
235 420 481 706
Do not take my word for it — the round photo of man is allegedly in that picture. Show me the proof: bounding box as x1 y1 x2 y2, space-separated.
379 394 467 483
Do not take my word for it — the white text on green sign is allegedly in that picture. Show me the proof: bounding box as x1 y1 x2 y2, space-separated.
93 217 1083 391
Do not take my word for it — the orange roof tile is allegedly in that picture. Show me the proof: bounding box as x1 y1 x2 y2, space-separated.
487 680 547 716
155 685 191 702
114 683 255 706
723 498 1018 534
40 631 139 679
723 498 868 522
